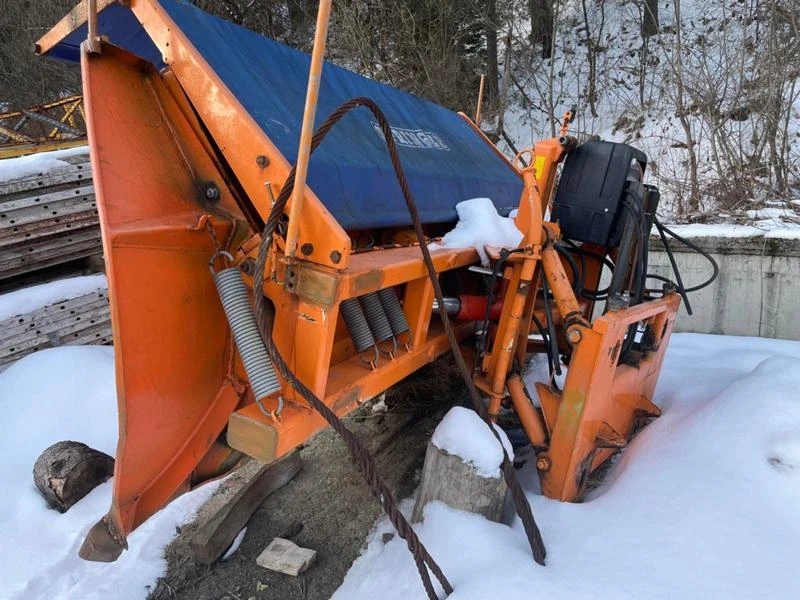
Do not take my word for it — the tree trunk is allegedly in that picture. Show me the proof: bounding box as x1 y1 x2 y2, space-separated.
642 0 659 37
486 0 500 108
529 0 554 58
412 441 509 524
33 441 114 513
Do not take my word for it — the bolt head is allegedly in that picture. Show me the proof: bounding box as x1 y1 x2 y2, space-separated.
204 182 220 201
566 328 582 344
536 456 551 471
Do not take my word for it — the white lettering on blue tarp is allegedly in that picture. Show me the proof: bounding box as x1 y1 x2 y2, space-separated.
370 121 450 151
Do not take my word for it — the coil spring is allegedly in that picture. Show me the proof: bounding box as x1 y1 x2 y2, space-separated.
359 292 395 343
213 267 282 401
377 287 410 336
360 292 398 356
340 298 377 353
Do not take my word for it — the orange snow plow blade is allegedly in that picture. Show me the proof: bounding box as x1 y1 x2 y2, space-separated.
76 46 247 560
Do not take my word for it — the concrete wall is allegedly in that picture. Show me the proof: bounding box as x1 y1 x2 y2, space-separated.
646 235 800 340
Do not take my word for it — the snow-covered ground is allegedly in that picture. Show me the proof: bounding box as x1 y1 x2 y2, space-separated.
0 274 107 321
1 330 798 600
334 333 800 600
0 146 88 182
0 347 219 600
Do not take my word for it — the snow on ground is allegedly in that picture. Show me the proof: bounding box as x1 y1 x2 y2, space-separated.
0 145 89 182
0 274 107 321
0 347 219 600
334 333 800 600
431 406 513 478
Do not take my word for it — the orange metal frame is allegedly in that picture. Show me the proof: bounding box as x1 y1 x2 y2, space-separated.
39 0 680 561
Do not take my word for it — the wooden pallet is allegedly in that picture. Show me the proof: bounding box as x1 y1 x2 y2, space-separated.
0 286 112 369
0 151 101 281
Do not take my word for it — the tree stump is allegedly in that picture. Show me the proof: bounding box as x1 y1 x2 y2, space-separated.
411 441 509 524
33 441 114 512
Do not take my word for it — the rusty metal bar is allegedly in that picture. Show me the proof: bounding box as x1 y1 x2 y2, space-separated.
284 0 332 259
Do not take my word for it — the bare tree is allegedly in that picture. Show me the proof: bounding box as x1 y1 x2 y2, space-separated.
0 0 81 110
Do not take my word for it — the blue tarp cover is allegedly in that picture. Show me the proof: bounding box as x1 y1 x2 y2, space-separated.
48 0 523 229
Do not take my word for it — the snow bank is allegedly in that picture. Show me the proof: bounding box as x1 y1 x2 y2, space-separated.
0 274 107 321
0 347 219 600
0 146 89 183
335 333 800 600
431 406 513 479
440 198 523 266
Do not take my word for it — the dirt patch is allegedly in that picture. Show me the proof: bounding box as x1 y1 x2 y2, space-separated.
148 359 466 600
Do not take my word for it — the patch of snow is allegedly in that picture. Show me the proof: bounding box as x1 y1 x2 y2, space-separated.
0 274 108 321
440 198 523 266
0 146 89 183
765 228 800 240
431 406 513 479
653 223 765 238
335 333 800 600
221 527 247 561
746 208 798 220
0 347 219 600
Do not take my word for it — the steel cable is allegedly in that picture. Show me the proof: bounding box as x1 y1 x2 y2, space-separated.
251 97 546 599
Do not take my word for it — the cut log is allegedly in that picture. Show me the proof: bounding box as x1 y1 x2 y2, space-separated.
33 440 114 512
412 441 509 524
189 451 302 564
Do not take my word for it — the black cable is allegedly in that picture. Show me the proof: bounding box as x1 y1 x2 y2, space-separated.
540 277 561 377
554 242 583 297
655 220 719 293
561 240 613 299
530 312 560 392
476 247 523 364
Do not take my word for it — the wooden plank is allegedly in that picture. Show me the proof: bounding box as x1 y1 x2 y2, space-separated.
0 317 112 367
0 247 102 280
0 289 107 328
189 452 302 565
0 237 102 280
0 213 99 247
2 296 109 339
1 305 111 357
0 183 94 212
0 159 91 195
0 194 96 230
56 319 113 347
0 228 101 262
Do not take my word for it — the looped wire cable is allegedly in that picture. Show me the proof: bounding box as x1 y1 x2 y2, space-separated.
251 97 546 600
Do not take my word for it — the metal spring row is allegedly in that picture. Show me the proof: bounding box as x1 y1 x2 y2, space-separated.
212 266 282 402
341 288 412 367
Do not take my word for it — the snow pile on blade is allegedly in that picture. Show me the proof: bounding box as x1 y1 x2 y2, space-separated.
439 197 523 265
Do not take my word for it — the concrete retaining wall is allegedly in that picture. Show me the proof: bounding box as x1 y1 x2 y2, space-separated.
647 234 800 340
